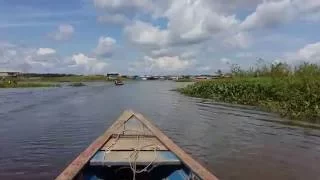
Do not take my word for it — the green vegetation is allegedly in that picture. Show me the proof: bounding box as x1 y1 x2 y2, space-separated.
0 80 59 88
0 74 110 88
178 63 320 123
175 79 193 82
21 75 108 82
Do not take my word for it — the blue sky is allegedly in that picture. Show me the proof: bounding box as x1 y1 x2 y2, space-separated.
0 0 320 75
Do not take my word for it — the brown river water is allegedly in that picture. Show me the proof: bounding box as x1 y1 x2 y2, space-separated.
0 81 319 180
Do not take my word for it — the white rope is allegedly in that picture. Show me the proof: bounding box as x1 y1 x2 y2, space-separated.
104 123 161 180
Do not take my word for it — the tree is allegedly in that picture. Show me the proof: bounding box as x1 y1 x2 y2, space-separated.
216 69 223 76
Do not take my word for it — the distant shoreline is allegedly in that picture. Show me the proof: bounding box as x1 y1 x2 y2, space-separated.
0 75 113 88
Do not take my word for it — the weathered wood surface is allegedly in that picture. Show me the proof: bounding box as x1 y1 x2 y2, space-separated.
114 116 153 136
134 112 219 180
102 136 168 151
90 151 181 166
55 110 134 180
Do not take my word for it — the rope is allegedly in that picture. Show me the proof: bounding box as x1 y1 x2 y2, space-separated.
104 123 161 180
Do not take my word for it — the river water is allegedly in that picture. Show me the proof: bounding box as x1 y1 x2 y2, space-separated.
0 81 319 180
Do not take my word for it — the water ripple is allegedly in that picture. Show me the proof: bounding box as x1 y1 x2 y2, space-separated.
0 81 319 180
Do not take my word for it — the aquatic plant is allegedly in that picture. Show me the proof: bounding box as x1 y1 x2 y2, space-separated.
178 62 320 123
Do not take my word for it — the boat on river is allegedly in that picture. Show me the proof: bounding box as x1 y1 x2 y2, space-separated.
114 80 124 86
56 110 218 180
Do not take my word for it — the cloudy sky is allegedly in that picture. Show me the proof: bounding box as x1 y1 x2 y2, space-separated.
0 0 319 75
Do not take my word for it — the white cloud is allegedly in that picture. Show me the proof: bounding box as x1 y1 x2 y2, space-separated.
236 52 254 58
220 58 232 64
180 51 197 59
124 21 169 47
294 0 320 12
49 24 74 41
165 0 239 42
70 53 109 74
145 56 192 71
94 0 154 14
97 14 130 25
151 48 172 57
197 66 212 72
124 0 240 48
0 43 59 72
150 47 197 59
36 48 56 56
223 32 252 49
0 42 109 74
94 36 116 57
241 0 294 30
130 55 193 73
285 42 320 63
241 0 320 30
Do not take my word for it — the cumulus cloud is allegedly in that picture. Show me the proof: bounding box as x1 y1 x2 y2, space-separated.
70 53 109 74
285 42 320 63
124 21 169 47
130 55 193 73
36 48 56 56
241 0 294 30
94 0 150 11
0 42 109 74
124 0 240 48
241 0 320 30
164 0 239 41
94 36 116 57
49 24 74 41
220 58 232 64
0 43 58 72
236 52 254 58
223 32 252 49
94 0 154 15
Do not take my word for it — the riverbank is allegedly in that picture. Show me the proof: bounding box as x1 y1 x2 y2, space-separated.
0 75 111 88
0 81 60 88
178 63 320 124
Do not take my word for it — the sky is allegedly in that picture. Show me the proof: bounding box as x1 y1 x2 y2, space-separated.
0 0 320 75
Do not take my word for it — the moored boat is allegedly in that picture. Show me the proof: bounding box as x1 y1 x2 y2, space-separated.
114 80 124 86
56 110 218 180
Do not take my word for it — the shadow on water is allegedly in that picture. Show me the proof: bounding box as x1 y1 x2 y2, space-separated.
0 81 319 180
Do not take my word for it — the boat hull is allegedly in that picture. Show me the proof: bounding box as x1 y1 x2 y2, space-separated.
56 110 218 180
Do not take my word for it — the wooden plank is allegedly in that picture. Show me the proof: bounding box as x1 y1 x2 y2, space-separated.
90 151 181 166
102 136 168 151
55 110 135 180
134 112 219 180
113 116 153 136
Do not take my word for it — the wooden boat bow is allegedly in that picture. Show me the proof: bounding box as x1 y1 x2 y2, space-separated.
56 110 218 180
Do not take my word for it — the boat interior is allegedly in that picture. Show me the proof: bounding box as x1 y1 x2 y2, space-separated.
76 116 199 180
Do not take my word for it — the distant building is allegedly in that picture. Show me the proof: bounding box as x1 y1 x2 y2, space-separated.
0 72 20 78
168 76 179 80
107 73 120 80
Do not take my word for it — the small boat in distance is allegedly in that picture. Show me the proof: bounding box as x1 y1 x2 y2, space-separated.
114 79 124 86
56 110 218 180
